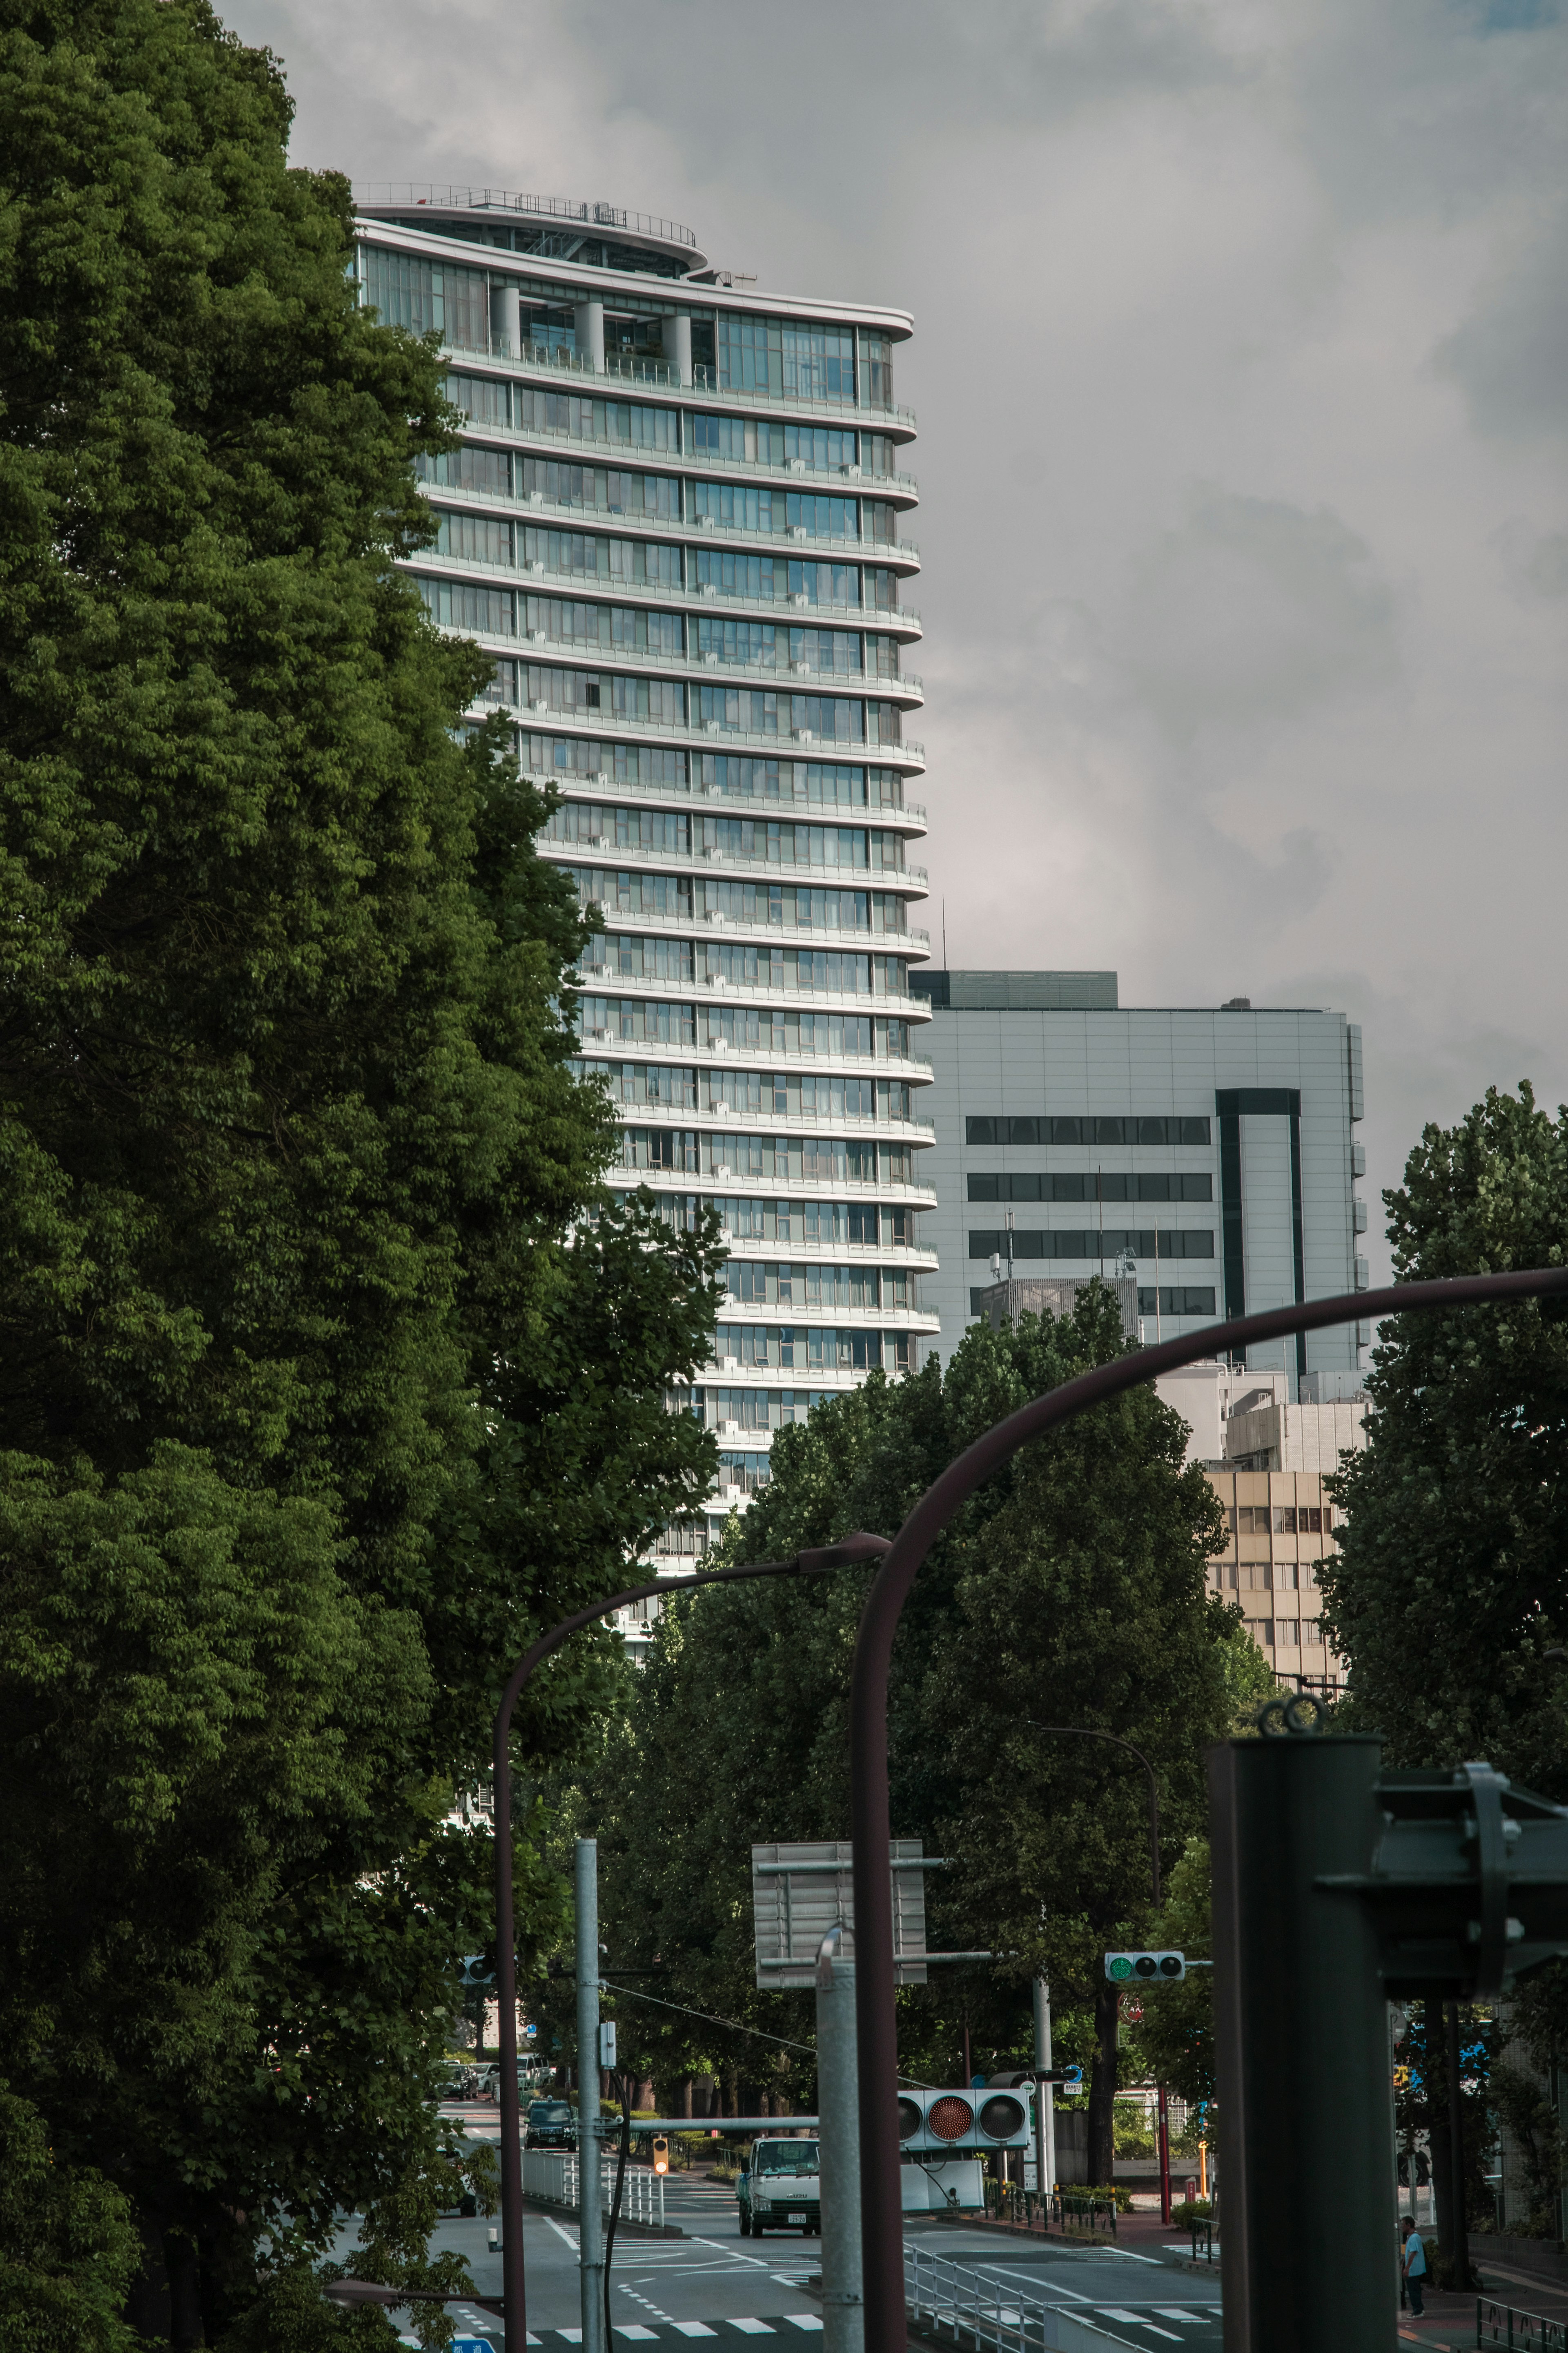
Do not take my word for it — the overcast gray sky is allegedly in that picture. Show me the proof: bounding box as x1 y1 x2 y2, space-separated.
227 0 1568 1280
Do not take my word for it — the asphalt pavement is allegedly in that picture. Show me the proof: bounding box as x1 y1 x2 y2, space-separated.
339 2107 1221 2353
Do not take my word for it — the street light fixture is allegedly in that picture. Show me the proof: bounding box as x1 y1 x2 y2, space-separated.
845 1265 1568 2353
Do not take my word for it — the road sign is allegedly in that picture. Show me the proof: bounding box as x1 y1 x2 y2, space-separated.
1105 1950 1185 1983
751 1840 935 1987
452 2339 496 2353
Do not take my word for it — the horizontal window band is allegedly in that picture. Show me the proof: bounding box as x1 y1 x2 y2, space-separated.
966 1115 1212 1146
967 1172 1212 1204
968 1229 1215 1260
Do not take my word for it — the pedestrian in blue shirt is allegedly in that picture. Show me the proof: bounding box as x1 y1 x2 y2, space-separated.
1402 2217 1427 2316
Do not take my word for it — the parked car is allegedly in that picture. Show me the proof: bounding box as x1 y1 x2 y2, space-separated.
737 2138 821 2237
526 2098 577 2150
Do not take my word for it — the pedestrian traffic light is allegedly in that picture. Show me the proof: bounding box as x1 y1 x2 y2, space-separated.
459 1955 497 1987
652 2136 670 2175
1105 1951 1185 1983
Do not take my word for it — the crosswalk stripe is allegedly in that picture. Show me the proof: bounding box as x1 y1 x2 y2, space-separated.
614 2331 662 2340
727 2324 776 2336
781 2322 823 2335
669 2327 717 2340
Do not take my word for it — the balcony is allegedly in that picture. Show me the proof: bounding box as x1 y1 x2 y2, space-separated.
634 1165 939 1207
503 693 927 767
595 1091 936 1142
475 416 918 502
591 1032 935 1074
408 535 922 636
543 766 926 830
416 474 921 570
516 624 923 701
554 838 927 892
433 333 918 430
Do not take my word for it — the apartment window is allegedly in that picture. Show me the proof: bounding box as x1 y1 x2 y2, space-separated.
966 1116 1212 1146
790 628 862 675
1137 1286 1217 1316
523 526 684 587
1244 1618 1274 1647
786 493 858 540
419 444 512 497
416 578 518 637
789 560 861 607
699 617 778 668
434 510 516 568
446 372 513 427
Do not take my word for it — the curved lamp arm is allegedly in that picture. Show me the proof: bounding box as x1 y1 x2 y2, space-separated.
847 1265 1568 2353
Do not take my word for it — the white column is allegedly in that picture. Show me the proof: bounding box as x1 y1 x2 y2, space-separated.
576 1840 605 2353
817 1956 864 2353
490 279 521 358
575 298 605 373
669 312 693 388
1033 1979 1057 2198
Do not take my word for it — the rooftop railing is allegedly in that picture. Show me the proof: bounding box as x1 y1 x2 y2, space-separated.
356 184 699 248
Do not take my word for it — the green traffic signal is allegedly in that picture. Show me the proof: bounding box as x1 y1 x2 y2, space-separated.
1104 1949 1185 1982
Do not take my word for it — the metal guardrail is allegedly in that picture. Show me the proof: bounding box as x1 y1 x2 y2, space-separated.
1478 2302 1568 2352
521 2148 667 2229
903 2244 1140 2353
1189 2219 1216 2264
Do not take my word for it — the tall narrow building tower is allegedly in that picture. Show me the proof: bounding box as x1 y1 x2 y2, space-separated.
354 189 938 1553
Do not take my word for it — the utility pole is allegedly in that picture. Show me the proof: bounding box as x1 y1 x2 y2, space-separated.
576 1838 606 2353
816 1934 863 2353
1031 1979 1056 2206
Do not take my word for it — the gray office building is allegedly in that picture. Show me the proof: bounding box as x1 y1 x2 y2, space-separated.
913 972 1368 1388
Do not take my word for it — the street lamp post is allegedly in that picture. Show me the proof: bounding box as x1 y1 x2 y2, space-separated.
846 1267 1568 2353
491 1532 891 2352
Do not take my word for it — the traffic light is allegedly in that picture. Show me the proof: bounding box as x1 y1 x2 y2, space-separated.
895 2085 1032 2151
1105 1950 1185 1983
652 2136 670 2175
459 1955 497 1988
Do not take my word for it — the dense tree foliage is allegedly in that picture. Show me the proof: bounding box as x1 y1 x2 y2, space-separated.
1322 1083 1568 1786
0 2 722 2341
592 1294 1262 2183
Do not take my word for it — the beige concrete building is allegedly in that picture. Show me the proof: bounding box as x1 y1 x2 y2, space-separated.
1204 1468 1343 1688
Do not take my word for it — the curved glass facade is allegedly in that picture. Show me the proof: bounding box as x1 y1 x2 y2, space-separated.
356 194 936 1550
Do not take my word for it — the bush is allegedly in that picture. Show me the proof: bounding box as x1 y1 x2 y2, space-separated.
1171 2199 1213 2228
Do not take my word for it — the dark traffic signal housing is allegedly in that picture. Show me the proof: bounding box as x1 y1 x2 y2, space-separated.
1105 1950 1185 1983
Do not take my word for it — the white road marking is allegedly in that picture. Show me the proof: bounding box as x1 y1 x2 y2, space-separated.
545 2219 580 2251
614 2329 661 2340
728 2323 776 2335
781 2320 824 2334
1152 2312 1212 2324
669 2326 718 2339
976 2265 1090 2304
1097 2314 1182 2339
557 2334 583 2345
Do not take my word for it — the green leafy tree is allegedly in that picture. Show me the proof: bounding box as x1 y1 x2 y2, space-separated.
0 0 721 2340
1321 1083 1568 2281
0 2082 142 2353
593 1293 1259 2182
1321 1083 1568 1780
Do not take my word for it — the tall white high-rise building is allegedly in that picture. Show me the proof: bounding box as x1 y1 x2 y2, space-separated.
353 190 938 1551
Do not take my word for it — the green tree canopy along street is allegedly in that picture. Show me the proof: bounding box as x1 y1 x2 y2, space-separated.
0 1 722 2342
592 1291 1268 2184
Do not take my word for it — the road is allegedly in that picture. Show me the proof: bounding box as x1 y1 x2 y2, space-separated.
342 2107 1221 2353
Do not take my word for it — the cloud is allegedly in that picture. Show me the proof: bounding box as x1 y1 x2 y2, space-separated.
1435 203 1568 440
222 0 1568 1195
1121 485 1398 738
